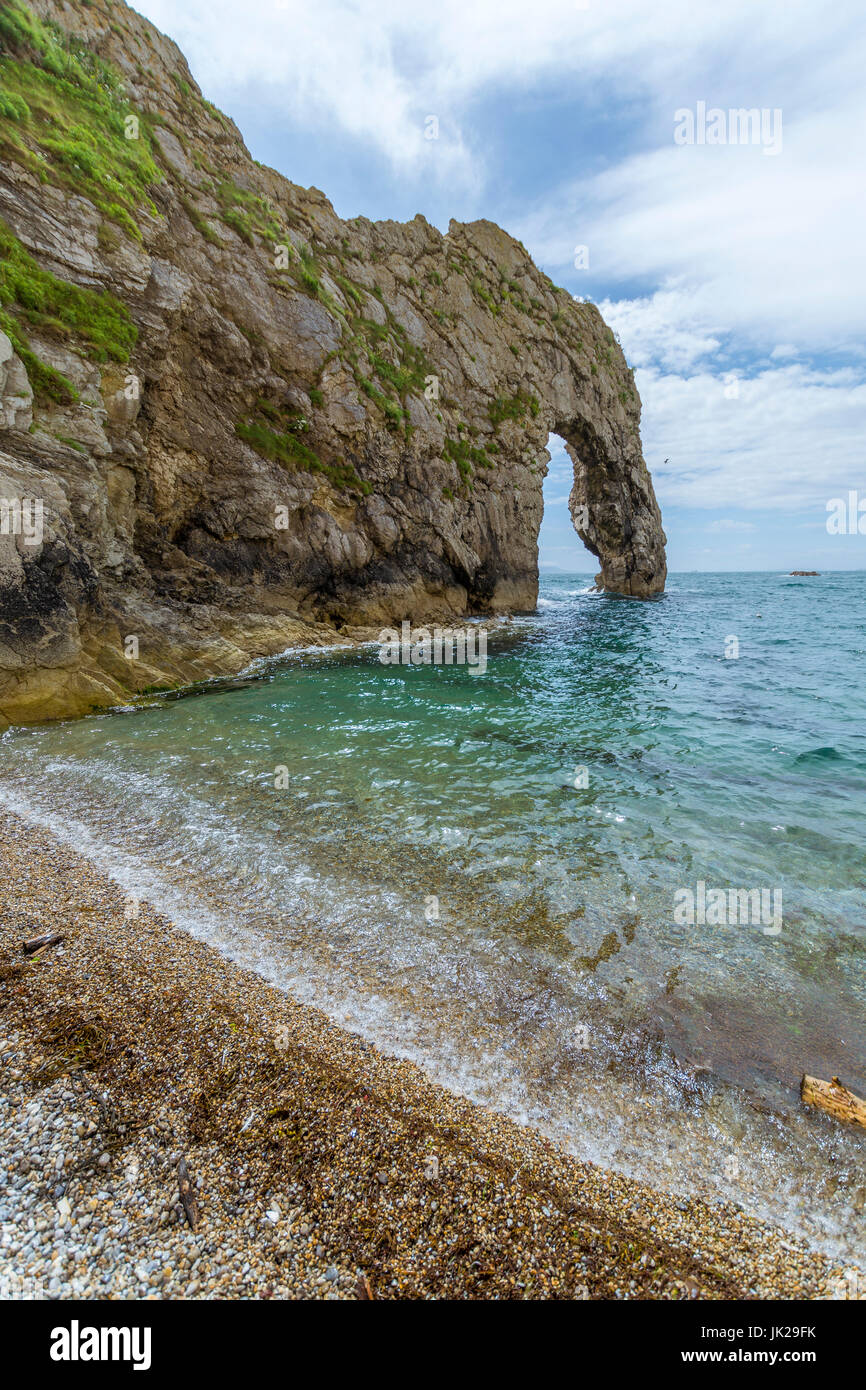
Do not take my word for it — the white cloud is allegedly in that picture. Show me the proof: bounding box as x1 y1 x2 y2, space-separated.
523 89 866 355
136 0 480 181
132 0 866 554
135 0 866 353
636 363 866 511
136 0 866 208
597 289 722 372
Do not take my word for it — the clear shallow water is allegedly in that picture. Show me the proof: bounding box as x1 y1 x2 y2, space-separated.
2 572 865 1259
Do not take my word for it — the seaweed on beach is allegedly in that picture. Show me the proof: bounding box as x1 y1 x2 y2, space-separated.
0 953 26 984
34 1003 114 1085
189 1061 241 1142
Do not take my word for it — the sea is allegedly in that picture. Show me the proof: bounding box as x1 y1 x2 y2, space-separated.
1 571 864 1259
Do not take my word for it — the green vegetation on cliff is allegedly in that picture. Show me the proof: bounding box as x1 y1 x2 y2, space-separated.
236 398 371 494
0 0 160 241
0 218 137 402
443 435 495 483
488 391 540 429
215 180 281 247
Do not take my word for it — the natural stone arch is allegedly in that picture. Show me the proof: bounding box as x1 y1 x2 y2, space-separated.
553 412 667 599
0 6 668 727
428 219 667 607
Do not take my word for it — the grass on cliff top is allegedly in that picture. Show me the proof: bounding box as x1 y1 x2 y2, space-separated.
236 399 371 495
0 218 137 403
0 0 161 241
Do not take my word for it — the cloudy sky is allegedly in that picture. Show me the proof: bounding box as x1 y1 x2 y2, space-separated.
136 0 866 572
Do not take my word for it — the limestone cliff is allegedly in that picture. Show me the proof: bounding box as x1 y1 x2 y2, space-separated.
0 0 666 726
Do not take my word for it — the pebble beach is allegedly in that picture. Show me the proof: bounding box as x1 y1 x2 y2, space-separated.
0 807 859 1301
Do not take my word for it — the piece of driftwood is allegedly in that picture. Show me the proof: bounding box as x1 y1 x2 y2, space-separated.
801 1074 866 1128
22 932 63 956
177 1157 199 1231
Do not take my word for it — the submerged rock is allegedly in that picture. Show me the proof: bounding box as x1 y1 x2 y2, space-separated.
0 0 666 727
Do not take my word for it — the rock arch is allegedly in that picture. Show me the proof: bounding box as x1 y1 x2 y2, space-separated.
554 412 667 599
0 1 667 727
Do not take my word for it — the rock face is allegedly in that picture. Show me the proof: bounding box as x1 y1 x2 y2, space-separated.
0 0 666 727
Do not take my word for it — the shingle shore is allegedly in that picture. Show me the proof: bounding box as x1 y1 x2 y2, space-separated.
0 808 855 1300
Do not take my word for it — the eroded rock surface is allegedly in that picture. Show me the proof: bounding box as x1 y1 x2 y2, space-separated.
0 0 665 726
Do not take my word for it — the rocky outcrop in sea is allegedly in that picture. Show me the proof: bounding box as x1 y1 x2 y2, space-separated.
0 0 666 726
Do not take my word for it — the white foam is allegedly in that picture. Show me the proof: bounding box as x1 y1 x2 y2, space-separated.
0 773 859 1263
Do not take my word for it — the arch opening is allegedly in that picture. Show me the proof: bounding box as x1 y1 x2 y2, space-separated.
539 433 599 580
538 416 667 599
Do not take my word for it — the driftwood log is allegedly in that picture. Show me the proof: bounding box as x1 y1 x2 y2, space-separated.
177 1157 199 1231
801 1074 866 1128
22 932 63 956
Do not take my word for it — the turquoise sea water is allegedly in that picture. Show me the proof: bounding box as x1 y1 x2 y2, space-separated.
2 572 864 1257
